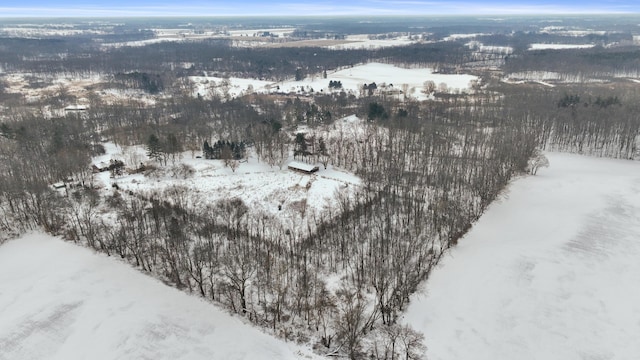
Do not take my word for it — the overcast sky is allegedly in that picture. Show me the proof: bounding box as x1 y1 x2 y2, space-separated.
1 0 638 17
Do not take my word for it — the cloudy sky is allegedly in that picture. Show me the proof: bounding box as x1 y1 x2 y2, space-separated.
1 0 638 17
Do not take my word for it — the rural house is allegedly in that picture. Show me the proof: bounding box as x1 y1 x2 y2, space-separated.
288 161 319 174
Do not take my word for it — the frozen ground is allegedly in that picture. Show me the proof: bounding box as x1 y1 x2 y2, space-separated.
279 63 478 100
327 34 418 50
540 27 608 37
92 141 361 222
189 74 275 98
0 233 320 360
227 28 294 37
405 153 640 360
284 63 477 98
190 62 478 100
502 71 597 84
529 43 596 50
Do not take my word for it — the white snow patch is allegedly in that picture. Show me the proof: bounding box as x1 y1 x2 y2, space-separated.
443 33 487 41
533 80 555 87
327 34 418 50
189 75 274 98
227 28 295 37
466 41 513 54
540 27 608 37
101 37 188 48
405 153 640 360
278 63 478 100
529 43 596 50
503 71 593 84
0 27 106 37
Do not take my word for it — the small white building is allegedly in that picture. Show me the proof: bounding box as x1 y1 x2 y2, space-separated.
51 182 66 189
64 104 88 112
92 161 110 173
288 161 319 174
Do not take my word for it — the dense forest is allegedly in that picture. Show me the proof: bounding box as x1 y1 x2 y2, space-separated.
2 16 640 359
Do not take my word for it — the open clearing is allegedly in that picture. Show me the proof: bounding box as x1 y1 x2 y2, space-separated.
405 153 640 360
91 117 363 221
190 62 478 100
0 233 319 360
279 63 478 100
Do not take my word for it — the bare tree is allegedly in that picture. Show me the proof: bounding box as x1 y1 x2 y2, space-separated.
528 149 549 175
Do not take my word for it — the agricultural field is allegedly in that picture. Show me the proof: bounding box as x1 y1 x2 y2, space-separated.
406 153 640 360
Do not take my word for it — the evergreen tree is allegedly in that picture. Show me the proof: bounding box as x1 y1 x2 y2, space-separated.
146 134 164 164
203 140 213 159
294 133 308 160
368 102 388 121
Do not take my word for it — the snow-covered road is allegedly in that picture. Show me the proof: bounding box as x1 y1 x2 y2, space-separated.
405 153 640 360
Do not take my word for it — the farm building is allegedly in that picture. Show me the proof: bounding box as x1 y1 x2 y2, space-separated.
51 182 66 189
64 104 88 112
92 161 110 173
288 161 319 174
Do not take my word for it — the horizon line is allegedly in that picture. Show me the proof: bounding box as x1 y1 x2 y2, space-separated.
0 12 638 18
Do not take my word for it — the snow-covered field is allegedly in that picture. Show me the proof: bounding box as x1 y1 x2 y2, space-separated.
0 27 106 37
2 72 103 99
502 71 594 85
529 43 596 50
0 72 159 109
466 41 513 54
190 75 275 98
92 141 361 221
405 153 640 360
443 33 487 41
291 63 477 98
100 37 190 48
327 34 418 50
190 62 478 100
540 27 608 37
227 28 295 37
0 233 320 360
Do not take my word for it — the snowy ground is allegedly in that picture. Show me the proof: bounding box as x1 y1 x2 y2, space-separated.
0 233 320 360
191 62 478 100
189 75 275 98
0 72 159 109
326 34 418 50
190 63 478 100
279 63 478 100
443 33 487 41
529 43 596 50
466 41 513 54
540 27 607 37
405 153 640 360
227 28 295 37
502 71 596 85
92 142 361 222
